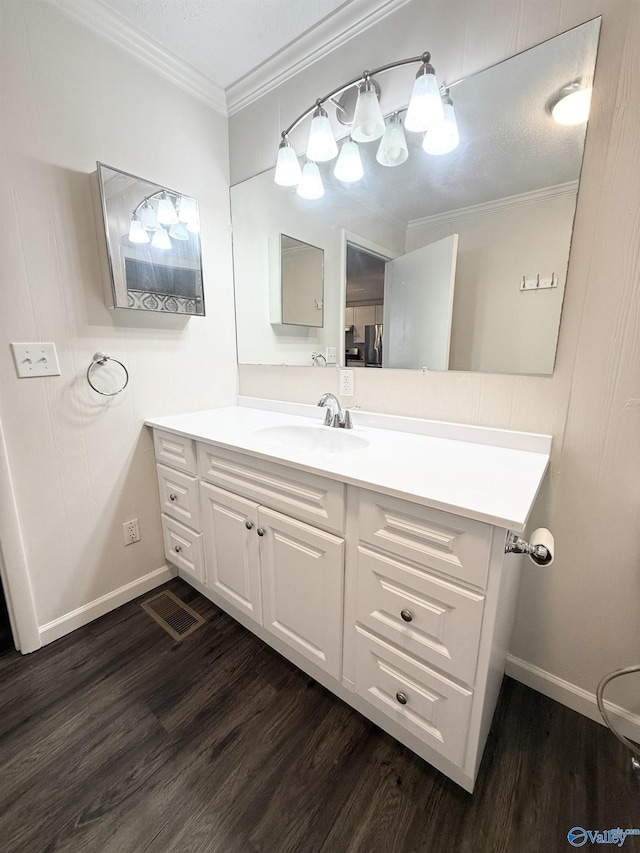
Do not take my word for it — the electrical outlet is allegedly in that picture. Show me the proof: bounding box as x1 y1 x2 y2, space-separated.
325 347 337 365
340 369 354 397
123 518 140 545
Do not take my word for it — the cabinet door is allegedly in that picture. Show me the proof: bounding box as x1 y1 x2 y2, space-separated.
259 507 344 678
200 482 262 625
375 304 384 324
353 305 376 341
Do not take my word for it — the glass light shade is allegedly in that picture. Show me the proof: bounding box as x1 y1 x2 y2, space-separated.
156 195 178 225
186 217 200 234
169 221 190 240
128 217 149 244
351 81 385 142
296 161 324 199
334 140 364 182
139 203 159 230
405 65 444 132
376 116 408 167
422 102 459 155
151 226 172 250
552 87 592 125
306 106 338 162
177 196 198 225
274 138 302 186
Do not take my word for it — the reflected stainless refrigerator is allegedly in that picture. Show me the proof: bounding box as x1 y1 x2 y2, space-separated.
364 324 383 367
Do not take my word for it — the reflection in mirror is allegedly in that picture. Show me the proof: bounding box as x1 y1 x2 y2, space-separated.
278 235 324 327
231 19 600 374
95 163 204 315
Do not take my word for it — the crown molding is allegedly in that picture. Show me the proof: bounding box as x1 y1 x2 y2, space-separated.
407 180 580 232
45 0 227 116
226 0 413 116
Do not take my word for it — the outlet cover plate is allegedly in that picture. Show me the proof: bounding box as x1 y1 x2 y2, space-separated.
340 369 354 397
11 343 60 378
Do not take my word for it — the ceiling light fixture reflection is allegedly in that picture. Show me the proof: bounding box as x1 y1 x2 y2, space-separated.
151 226 172 250
422 90 459 155
551 82 592 125
128 215 150 244
376 113 408 166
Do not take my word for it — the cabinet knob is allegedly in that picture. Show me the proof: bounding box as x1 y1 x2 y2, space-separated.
245 520 254 530
400 609 413 623
174 545 182 553
257 528 265 537
169 493 178 502
396 691 408 705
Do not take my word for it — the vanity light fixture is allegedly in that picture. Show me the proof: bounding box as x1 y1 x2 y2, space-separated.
376 113 409 166
296 161 325 199
169 221 190 241
334 139 364 182
151 225 172 250
128 215 150 244
422 89 459 155
156 193 179 225
551 81 592 125
306 103 339 161
273 51 454 192
139 202 159 231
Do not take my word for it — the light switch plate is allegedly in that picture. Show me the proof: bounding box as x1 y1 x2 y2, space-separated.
325 347 337 364
11 343 61 378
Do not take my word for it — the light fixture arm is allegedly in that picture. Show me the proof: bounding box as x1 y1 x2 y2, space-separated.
132 189 180 217
280 52 432 140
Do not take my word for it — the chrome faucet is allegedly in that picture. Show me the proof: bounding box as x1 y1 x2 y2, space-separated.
317 393 353 429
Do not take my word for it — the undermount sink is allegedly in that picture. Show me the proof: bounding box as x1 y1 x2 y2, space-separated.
252 423 369 454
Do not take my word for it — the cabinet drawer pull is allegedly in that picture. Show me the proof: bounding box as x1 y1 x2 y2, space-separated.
257 528 265 537
400 609 413 623
169 493 178 502
245 520 254 530
174 545 182 553
396 691 408 705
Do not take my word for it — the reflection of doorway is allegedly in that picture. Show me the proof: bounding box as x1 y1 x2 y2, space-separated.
0 581 12 655
345 243 387 368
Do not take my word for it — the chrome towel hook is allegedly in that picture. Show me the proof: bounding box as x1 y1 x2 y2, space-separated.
86 352 129 396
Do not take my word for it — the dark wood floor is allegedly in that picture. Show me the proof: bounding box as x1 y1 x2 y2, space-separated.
0 578 637 853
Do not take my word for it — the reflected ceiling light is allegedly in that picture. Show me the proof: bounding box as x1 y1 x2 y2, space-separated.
376 113 408 166
306 103 338 161
405 55 443 132
177 196 199 226
128 215 150 244
274 136 303 186
274 50 452 197
334 140 364 182
351 77 385 142
157 193 178 225
151 226 172 250
551 82 592 125
422 90 459 155
296 161 324 199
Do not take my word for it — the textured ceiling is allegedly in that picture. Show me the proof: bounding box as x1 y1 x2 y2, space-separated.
99 0 352 88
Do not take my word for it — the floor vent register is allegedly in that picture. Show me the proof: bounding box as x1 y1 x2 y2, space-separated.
141 590 206 641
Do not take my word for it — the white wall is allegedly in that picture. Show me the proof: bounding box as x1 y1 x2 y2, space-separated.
0 1 237 641
232 0 640 717
406 187 577 374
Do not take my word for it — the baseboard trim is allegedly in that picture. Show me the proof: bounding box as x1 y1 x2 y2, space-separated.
38 564 178 646
506 654 640 743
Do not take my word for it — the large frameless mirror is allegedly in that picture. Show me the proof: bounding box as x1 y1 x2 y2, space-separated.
231 18 600 373
95 163 205 315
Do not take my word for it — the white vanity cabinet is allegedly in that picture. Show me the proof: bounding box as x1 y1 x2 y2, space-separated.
149 409 548 794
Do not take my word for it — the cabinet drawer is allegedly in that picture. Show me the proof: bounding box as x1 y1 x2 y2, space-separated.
153 429 196 475
354 627 472 766
356 546 484 685
358 490 491 589
157 464 201 531
162 514 204 583
198 444 345 535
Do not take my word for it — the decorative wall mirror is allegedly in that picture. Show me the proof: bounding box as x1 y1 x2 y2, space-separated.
95 163 205 315
271 234 324 327
230 18 601 374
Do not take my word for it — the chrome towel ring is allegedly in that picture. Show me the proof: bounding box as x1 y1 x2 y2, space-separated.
86 352 129 396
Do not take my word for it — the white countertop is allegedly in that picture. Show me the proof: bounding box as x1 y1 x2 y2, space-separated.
145 403 550 532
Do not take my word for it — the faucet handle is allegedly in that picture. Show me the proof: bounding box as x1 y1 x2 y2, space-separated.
343 410 353 429
324 408 333 426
